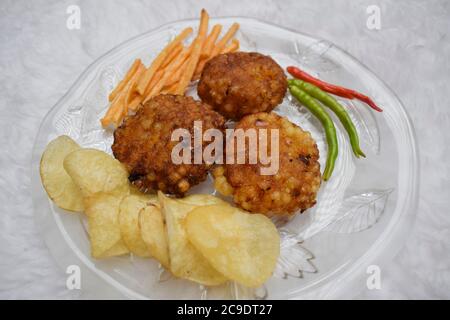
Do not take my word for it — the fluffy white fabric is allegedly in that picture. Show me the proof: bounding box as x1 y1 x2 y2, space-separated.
0 0 448 299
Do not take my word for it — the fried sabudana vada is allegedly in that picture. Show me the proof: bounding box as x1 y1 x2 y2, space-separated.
112 94 225 197
213 112 321 216
197 52 287 120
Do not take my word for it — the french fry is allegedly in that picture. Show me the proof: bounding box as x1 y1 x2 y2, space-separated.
124 64 146 113
137 27 193 95
104 60 145 126
192 60 206 80
144 46 193 102
101 93 121 127
191 23 240 82
210 23 239 58
146 77 166 100
111 91 127 127
104 63 146 126
160 83 178 95
109 59 141 102
198 9 209 38
164 59 188 88
144 44 193 95
145 42 187 97
176 39 203 94
128 96 142 112
221 38 240 54
192 24 223 80
102 10 241 127
201 24 222 58
173 12 208 95
160 43 183 70
145 71 171 102
174 36 204 95
123 83 134 115
101 89 126 128
145 69 164 97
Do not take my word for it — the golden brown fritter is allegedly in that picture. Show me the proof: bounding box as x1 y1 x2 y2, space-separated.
197 52 287 120
213 112 321 217
112 94 225 197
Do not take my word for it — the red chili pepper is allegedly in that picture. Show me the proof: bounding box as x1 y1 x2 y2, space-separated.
286 66 383 112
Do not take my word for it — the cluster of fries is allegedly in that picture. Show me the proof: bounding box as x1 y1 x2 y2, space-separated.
101 9 240 128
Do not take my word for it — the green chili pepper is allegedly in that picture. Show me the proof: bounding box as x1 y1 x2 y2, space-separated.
289 79 365 158
289 84 338 181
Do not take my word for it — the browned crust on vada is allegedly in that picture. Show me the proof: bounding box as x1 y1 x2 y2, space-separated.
112 94 225 196
213 112 321 216
197 52 287 120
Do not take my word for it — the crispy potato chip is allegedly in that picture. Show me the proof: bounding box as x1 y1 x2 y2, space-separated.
85 193 129 258
119 194 158 257
101 240 129 258
139 205 170 269
186 204 280 287
39 135 84 212
158 192 227 286
176 194 228 206
63 148 129 198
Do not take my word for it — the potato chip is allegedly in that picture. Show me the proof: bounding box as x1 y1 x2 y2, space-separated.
158 192 227 286
63 148 129 198
85 192 129 258
101 240 129 258
39 135 84 212
139 205 170 268
176 194 228 206
185 204 280 287
119 194 157 257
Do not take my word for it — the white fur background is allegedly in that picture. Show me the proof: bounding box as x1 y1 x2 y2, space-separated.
0 0 449 299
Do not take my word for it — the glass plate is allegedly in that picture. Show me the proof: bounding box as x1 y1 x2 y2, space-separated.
31 17 419 299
